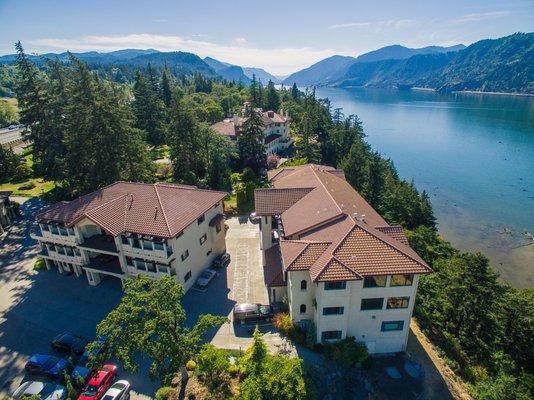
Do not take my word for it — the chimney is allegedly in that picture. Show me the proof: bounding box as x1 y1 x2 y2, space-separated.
233 114 239 126
267 110 275 118
154 206 158 220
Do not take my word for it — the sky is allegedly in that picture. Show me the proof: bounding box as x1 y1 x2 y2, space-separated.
0 0 532 75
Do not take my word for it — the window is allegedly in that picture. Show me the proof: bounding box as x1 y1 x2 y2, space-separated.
390 274 414 286
323 306 344 315
381 321 405 332
206 249 212 256
184 271 192 281
50 226 59 235
146 262 156 272
67 228 75 236
153 241 164 251
142 240 153 251
387 297 410 309
300 304 306 314
215 222 221 233
361 298 384 310
181 250 189 261
300 280 307 291
132 238 141 249
41 224 49 231
199 234 207 245
321 330 342 341
324 281 346 290
126 257 133 266
121 235 129 245
197 215 205 225
363 276 387 288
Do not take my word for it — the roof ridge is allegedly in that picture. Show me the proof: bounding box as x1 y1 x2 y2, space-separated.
154 185 172 236
315 256 361 281
354 221 430 270
155 182 228 195
84 193 129 215
310 166 343 215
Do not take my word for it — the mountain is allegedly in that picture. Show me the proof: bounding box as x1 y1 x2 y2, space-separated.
355 44 465 63
242 67 281 84
336 32 534 93
283 45 465 86
282 55 356 86
203 56 250 83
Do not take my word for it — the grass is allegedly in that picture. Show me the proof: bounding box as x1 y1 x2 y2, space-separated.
0 178 56 197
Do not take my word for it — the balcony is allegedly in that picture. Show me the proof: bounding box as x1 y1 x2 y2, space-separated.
39 245 84 265
78 234 118 255
85 254 123 277
31 223 78 246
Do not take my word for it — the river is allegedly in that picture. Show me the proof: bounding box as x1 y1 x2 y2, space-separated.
315 87 534 287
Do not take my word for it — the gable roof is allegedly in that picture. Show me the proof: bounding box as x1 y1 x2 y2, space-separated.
36 182 227 238
255 164 432 281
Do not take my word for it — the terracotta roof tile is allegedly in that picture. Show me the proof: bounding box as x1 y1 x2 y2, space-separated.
210 120 237 137
376 225 409 245
286 242 330 271
263 244 285 286
315 258 361 282
36 182 227 238
254 188 313 216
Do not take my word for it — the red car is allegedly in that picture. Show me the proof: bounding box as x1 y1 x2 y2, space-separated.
78 364 117 400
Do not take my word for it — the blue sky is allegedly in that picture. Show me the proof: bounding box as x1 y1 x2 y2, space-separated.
0 0 532 74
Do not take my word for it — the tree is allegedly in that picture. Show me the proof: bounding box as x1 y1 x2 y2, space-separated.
0 146 19 182
241 327 268 376
160 66 173 107
291 83 299 100
133 70 166 145
266 80 280 112
90 275 226 384
237 103 266 175
0 99 18 126
196 344 230 390
62 57 153 195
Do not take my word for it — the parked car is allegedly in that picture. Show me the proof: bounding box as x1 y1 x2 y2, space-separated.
249 212 260 224
12 381 67 400
78 364 117 400
196 268 217 288
101 380 130 400
25 354 72 379
72 337 108 384
51 333 88 356
233 303 274 324
212 252 230 268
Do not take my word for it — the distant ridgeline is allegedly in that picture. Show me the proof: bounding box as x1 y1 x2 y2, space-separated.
283 32 534 94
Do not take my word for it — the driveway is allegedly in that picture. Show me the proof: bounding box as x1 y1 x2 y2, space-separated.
0 210 286 399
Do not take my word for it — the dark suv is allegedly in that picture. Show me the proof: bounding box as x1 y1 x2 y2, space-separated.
233 303 274 324
212 253 231 268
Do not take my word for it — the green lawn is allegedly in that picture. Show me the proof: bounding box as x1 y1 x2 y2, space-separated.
0 178 56 197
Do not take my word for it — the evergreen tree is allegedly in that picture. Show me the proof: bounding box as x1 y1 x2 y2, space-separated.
132 70 166 145
291 82 299 99
237 102 266 175
160 66 173 107
249 74 259 106
0 146 19 182
266 80 280 111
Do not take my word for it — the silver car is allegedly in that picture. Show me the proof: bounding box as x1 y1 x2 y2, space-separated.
101 380 131 400
12 381 67 400
196 268 217 288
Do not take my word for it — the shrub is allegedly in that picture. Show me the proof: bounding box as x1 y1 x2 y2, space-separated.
323 337 369 368
241 167 257 184
267 154 280 170
227 363 239 376
155 386 174 400
196 344 229 389
34 258 46 270
273 313 294 334
15 163 32 180
18 181 36 190
185 360 197 371
466 365 489 383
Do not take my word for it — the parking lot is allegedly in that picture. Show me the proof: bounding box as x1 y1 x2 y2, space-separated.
0 202 283 399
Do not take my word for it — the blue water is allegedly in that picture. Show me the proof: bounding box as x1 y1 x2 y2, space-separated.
315 87 534 286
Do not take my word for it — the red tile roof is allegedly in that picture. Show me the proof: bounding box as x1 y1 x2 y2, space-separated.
263 244 285 286
255 164 432 281
36 182 227 238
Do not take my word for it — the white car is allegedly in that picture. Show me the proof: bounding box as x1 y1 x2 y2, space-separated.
101 380 131 400
12 381 67 400
196 268 217 288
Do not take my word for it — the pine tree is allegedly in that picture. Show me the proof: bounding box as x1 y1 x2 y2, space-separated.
160 66 173 107
249 74 259 106
266 80 280 111
132 70 166 145
291 82 299 99
238 103 266 175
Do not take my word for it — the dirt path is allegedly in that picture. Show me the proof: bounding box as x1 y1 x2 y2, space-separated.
408 320 472 400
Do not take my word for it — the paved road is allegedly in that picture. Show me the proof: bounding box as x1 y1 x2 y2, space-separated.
0 128 25 146
0 211 287 399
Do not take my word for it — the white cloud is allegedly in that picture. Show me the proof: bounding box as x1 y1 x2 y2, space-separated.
451 11 510 24
329 22 372 29
27 33 340 75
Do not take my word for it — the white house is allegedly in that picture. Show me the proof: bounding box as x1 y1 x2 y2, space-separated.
210 105 292 155
255 164 432 354
31 182 227 290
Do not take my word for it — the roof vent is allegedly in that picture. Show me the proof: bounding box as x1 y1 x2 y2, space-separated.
154 206 159 220
353 213 366 223
127 194 134 210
